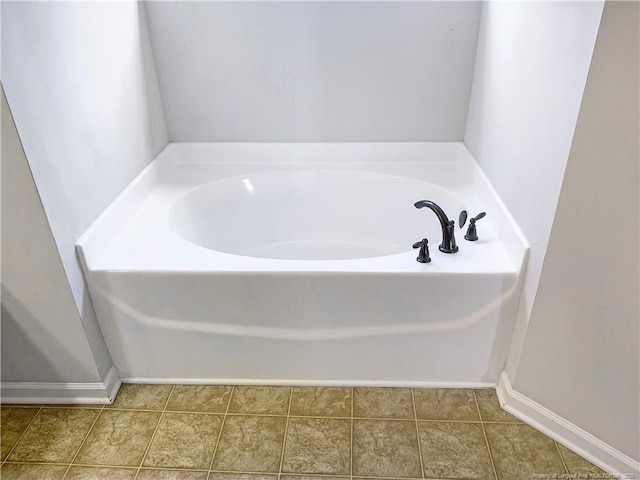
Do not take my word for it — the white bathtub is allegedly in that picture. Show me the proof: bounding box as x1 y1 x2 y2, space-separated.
77 143 528 386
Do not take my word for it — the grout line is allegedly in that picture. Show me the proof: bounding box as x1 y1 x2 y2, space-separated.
473 390 499 480
554 440 570 475
1 405 43 467
134 385 175 480
67 406 521 423
210 470 347 477
411 389 426 479
350 476 424 479
61 404 105 479
277 387 294 480
103 407 286 415
349 476 426 480
352 416 466 422
474 388 485 423
101 407 326 417
478 420 524 424
414 418 490 424
206 385 234 480
103 407 192 413
64 463 138 469
77 465 202 471
209 469 426 478
350 386 354 480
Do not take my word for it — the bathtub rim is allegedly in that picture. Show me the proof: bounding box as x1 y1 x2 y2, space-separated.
77 142 530 274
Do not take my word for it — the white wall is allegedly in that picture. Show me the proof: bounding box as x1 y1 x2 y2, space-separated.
513 0 639 461
144 1 481 142
468 0 638 466
1 88 101 383
2 1 168 380
464 0 604 375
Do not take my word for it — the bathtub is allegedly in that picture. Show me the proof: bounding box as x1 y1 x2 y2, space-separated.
77 143 528 386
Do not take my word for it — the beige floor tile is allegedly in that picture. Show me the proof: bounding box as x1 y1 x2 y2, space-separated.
107 384 173 410
282 417 350 475
556 443 606 475
8 408 99 463
353 387 414 419
209 474 277 480
474 390 520 423
227 386 291 415
74 410 160 466
166 385 232 413
485 423 565 480
212 415 286 472
138 469 210 479
414 388 480 421
352 419 422 478
143 412 223 469
418 421 494 479
0 463 68 480
1 407 39 460
64 466 137 479
289 387 351 418
0 384 593 480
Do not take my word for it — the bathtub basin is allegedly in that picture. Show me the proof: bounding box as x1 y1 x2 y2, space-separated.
170 170 465 260
77 142 528 385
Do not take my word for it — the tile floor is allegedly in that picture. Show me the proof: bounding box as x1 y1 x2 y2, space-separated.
1 385 606 480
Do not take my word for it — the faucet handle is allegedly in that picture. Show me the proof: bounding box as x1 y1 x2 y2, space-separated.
459 210 468 228
465 212 487 241
412 238 431 263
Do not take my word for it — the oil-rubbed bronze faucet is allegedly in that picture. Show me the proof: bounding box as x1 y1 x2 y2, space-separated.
414 200 458 253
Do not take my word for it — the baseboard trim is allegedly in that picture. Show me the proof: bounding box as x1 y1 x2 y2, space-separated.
0 365 121 404
120 377 496 389
497 372 639 478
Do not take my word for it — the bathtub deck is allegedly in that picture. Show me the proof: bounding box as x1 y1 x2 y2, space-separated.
80 143 523 274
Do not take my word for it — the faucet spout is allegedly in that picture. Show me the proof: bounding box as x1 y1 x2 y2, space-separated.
414 200 458 253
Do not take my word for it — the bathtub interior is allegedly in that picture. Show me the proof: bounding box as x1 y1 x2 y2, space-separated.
169 170 466 260
77 142 529 384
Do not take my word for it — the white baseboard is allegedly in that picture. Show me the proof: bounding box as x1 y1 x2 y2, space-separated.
120 376 496 389
0 365 121 404
497 372 639 478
